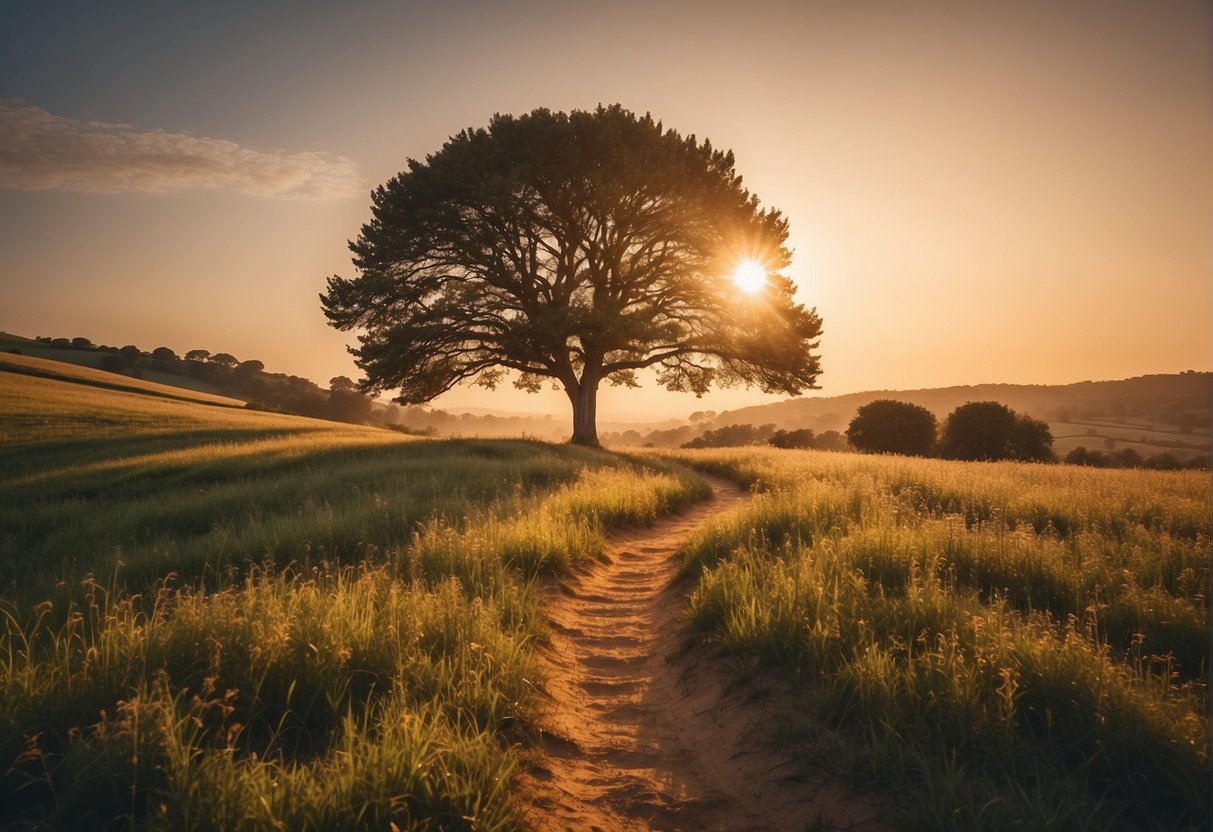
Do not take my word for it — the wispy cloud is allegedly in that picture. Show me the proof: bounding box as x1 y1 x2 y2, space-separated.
0 101 363 200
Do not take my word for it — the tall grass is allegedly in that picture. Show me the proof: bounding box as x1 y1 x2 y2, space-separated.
666 448 1209 831
2 571 528 831
0 424 607 604
1 371 710 829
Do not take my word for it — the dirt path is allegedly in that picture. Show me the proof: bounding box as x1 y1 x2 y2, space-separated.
518 476 887 832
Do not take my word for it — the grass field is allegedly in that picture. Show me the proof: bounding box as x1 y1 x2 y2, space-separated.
0 333 242 403
1049 418 1210 463
0 366 708 830
5 356 1209 830
666 448 1209 831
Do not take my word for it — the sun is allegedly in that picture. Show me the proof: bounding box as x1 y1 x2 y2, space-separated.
732 260 767 293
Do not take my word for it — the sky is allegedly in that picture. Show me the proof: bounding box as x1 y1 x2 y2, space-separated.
1 0 1209 421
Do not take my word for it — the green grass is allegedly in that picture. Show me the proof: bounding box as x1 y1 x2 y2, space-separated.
0 370 710 830
15 358 1204 829
664 448 1209 831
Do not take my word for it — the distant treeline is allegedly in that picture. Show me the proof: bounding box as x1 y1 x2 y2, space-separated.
664 399 1208 469
677 423 848 452
711 371 1212 437
29 336 379 425
1061 446 1206 470
23 336 569 437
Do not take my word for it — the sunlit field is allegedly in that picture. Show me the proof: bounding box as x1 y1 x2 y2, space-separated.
664 448 1209 831
6 357 1209 830
0 369 708 830
0 350 247 415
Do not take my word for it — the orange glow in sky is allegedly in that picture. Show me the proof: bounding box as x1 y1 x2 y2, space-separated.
0 0 1208 420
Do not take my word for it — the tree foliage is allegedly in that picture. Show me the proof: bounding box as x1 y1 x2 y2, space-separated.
940 401 1054 462
846 399 937 456
322 105 823 445
1011 413 1055 462
327 375 374 423
681 423 777 448
768 427 816 449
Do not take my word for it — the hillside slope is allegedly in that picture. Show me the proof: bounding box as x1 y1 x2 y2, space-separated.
715 372 1211 432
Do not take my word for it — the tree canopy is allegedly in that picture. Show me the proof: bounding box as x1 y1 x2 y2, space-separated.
940 401 1054 462
846 399 937 456
322 105 823 445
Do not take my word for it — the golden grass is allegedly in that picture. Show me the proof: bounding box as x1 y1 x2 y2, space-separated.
0 369 711 829
1 351 246 406
0 368 327 444
663 447 1210 830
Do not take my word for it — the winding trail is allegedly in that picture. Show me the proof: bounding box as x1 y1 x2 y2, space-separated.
518 476 886 832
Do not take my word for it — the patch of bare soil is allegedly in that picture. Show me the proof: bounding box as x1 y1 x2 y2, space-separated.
517 476 888 832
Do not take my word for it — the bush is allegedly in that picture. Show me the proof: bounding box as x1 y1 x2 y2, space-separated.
1144 452 1181 470
941 401 1054 462
1109 448 1143 468
846 399 937 456
768 428 815 449
97 355 126 373
814 429 850 452
682 423 776 449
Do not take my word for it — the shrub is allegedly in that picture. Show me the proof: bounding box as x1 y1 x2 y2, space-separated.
768 428 815 449
941 401 1053 462
97 354 126 373
847 399 937 456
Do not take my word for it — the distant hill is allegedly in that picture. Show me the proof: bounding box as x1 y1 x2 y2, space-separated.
0 351 248 410
8 331 1207 455
713 373 1212 434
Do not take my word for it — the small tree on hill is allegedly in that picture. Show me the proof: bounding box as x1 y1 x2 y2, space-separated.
940 401 1054 462
208 352 238 368
1011 414 1055 462
328 375 374 423
321 105 823 446
185 349 211 362
151 346 178 363
846 399 937 456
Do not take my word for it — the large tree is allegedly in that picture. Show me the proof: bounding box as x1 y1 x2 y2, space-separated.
322 105 823 446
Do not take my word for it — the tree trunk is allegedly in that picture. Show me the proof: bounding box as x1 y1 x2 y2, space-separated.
568 375 600 447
